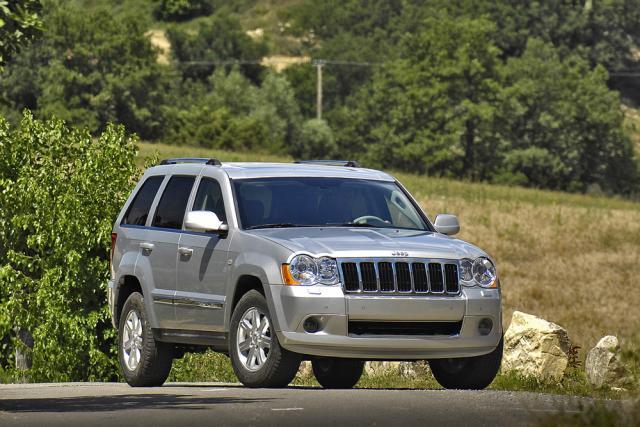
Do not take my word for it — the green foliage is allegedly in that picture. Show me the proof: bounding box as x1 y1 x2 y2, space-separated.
497 40 638 193
0 0 42 67
292 119 336 159
165 69 302 154
168 351 236 382
0 112 139 381
154 0 212 21
340 14 502 178
167 12 267 82
0 4 171 139
443 0 640 72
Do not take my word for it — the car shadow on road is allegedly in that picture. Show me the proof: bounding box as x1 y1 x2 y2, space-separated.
0 394 275 413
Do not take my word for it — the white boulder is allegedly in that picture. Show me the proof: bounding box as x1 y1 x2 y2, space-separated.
585 335 628 389
502 311 571 381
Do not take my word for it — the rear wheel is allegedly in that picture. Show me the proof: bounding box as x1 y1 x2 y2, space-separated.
312 358 364 389
118 292 173 387
429 337 503 390
229 290 301 387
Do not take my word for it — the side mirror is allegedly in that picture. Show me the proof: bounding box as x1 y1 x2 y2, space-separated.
434 214 460 236
184 211 228 233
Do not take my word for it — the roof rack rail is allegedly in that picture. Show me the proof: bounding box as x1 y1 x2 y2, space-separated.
159 157 222 166
294 160 360 168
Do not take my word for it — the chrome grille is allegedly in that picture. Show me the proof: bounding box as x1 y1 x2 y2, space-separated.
339 258 460 295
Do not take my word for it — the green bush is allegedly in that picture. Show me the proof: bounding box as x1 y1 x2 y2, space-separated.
154 0 213 21
292 119 336 160
165 69 302 153
0 0 42 66
0 112 139 381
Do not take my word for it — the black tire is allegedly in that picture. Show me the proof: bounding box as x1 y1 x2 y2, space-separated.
229 290 301 388
312 358 364 389
118 292 173 387
429 337 503 390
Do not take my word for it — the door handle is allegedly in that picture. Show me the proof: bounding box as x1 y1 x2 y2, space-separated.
139 242 154 254
178 247 193 257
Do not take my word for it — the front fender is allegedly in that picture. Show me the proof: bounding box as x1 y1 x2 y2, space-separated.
225 252 284 332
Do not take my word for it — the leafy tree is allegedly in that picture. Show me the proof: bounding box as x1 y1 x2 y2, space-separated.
0 0 42 67
167 12 267 82
0 5 172 139
292 118 336 159
497 39 637 193
341 14 503 178
0 112 139 381
154 0 213 21
165 69 302 153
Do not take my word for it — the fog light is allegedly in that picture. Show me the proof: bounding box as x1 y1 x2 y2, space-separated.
478 318 493 336
303 317 320 333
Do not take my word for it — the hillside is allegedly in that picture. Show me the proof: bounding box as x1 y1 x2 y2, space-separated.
139 141 640 352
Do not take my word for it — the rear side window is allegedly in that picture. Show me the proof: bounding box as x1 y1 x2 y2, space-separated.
152 176 195 229
192 178 226 222
122 176 163 226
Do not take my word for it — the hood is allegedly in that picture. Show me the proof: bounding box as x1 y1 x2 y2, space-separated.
249 227 487 260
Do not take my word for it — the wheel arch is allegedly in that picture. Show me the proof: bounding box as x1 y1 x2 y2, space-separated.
115 275 143 327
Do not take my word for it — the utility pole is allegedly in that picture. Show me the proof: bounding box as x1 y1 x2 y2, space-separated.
313 59 325 120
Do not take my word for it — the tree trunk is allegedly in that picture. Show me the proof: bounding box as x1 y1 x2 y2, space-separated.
14 328 33 373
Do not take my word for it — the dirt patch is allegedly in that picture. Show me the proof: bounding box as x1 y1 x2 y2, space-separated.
261 55 310 72
146 29 171 65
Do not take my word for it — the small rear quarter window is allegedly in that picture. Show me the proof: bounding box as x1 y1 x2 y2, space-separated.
121 176 164 226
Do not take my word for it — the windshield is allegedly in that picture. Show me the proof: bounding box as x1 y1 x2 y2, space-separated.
233 177 430 231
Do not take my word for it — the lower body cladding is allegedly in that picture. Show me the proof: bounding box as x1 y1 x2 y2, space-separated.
270 285 502 360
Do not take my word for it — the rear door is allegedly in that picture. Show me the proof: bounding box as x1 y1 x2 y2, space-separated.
118 175 173 326
175 176 231 331
146 174 196 329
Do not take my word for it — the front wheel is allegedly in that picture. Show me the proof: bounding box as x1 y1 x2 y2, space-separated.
312 358 364 389
229 290 301 387
429 337 503 390
118 292 173 387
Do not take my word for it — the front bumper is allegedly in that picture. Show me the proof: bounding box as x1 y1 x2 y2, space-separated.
270 285 502 360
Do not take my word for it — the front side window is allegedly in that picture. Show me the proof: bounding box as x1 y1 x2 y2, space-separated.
122 175 163 226
233 177 429 231
192 178 226 222
152 176 195 229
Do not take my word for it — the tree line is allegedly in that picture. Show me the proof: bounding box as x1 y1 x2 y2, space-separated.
2 0 639 194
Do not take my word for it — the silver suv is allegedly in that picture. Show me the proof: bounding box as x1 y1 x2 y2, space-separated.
108 158 503 389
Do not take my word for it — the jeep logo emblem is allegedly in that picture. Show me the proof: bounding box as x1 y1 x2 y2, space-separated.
392 251 409 257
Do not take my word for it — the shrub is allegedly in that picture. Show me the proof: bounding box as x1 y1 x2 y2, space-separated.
154 0 213 21
0 112 139 381
292 119 337 159
164 69 302 153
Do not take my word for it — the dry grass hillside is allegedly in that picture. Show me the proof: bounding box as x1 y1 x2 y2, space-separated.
139 142 640 353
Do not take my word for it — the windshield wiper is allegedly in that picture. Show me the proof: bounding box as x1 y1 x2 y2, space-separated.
246 223 305 230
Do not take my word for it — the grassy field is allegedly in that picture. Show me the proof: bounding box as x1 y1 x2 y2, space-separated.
141 141 640 394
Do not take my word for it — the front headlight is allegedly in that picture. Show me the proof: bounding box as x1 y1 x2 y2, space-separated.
283 255 339 286
460 257 498 288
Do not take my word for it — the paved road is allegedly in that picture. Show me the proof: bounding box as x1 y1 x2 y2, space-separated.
0 382 617 427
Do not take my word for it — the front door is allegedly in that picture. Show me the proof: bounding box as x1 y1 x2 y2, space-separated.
175 177 230 331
